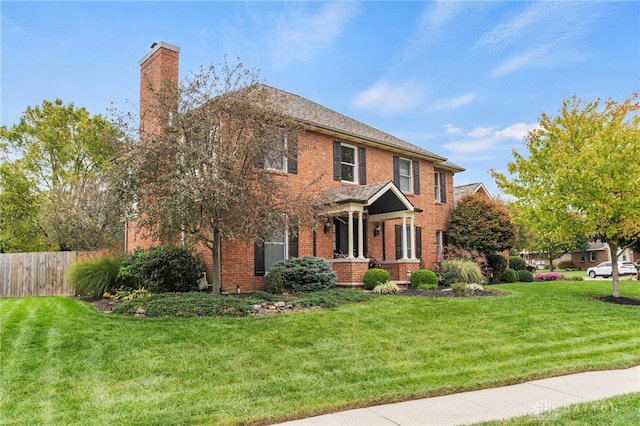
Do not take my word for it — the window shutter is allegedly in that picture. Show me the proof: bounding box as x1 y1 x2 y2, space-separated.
395 225 402 260
254 241 265 276
333 141 341 181
289 222 299 258
413 160 420 194
287 138 298 174
416 227 422 260
440 172 447 202
393 156 400 187
443 231 449 248
359 147 367 185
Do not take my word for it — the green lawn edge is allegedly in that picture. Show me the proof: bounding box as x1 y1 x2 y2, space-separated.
2 280 640 425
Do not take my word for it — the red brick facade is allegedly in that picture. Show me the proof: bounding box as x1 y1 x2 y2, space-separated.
128 42 461 293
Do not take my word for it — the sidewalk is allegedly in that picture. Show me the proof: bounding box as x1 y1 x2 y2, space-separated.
273 365 640 426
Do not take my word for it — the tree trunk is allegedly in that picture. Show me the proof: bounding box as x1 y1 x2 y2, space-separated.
610 242 620 298
547 252 555 271
210 229 222 294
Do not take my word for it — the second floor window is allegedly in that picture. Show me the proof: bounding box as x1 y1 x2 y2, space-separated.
341 144 356 182
334 141 366 184
265 138 286 172
434 171 447 202
393 156 420 194
398 158 412 192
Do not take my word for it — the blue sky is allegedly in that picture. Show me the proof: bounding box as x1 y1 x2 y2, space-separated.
2 1 639 196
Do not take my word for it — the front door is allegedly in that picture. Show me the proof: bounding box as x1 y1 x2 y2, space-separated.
334 217 367 257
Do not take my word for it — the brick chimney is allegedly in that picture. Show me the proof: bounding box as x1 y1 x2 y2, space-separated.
139 41 180 139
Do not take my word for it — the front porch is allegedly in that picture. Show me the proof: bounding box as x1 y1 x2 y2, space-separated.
321 181 423 288
328 258 421 288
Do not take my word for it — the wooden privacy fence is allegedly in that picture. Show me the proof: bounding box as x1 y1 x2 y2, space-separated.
0 251 89 298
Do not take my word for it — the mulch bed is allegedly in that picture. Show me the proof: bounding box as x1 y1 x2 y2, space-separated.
595 295 640 306
87 288 504 314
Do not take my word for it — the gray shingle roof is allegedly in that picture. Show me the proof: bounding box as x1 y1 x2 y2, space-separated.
454 182 491 201
320 181 391 205
263 85 464 171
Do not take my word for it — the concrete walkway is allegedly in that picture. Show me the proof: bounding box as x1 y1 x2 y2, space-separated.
274 365 640 426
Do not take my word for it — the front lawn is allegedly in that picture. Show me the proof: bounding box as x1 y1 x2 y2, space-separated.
2 281 640 425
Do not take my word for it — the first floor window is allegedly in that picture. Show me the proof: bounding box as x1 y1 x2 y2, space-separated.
436 230 448 258
254 222 298 276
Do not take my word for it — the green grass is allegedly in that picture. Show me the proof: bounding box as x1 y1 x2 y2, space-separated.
2 281 640 425
474 392 640 425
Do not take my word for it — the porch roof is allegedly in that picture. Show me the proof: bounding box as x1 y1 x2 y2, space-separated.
320 181 418 216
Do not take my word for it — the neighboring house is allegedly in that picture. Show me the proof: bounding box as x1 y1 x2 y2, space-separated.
572 242 638 269
127 42 465 293
453 182 491 203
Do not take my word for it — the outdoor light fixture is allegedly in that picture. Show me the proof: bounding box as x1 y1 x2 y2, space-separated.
324 218 332 233
373 223 381 236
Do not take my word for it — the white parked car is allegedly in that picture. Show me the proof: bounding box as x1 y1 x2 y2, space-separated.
587 262 637 278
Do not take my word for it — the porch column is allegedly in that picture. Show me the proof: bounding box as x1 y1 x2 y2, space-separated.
410 216 416 260
347 211 355 259
401 216 408 260
357 210 365 259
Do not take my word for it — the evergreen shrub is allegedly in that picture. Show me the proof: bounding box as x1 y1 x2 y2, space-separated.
363 268 391 290
120 245 203 293
502 268 518 283
518 269 535 282
509 256 527 271
410 269 438 290
486 254 508 282
270 256 337 292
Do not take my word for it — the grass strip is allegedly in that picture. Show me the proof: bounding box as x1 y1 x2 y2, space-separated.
1 281 640 425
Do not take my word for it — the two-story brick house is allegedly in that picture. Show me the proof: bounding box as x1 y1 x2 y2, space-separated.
127 42 465 293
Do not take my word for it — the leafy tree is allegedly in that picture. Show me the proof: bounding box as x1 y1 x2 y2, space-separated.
116 58 319 293
0 99 125 252
447 193 516 255
492 94 640 297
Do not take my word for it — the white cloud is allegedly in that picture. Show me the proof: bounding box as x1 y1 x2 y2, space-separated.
444 124 464 135
271 2 359 64
428 92 477 112
351 80 427 116
444 137 501 154
478 2 598 76
443 122 538 155
494 123 539 139
467 126 494 138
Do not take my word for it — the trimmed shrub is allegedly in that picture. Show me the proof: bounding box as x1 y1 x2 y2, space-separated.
68 254 125 299
509 256 527 271
410 269 438 290
120 245 204 293
265 264 285 294
557 260 574 270
372 281 400 294
271 256 337 292
502 268 518 283
486 254 508 282
518 269 535 282
440 260 483 286
363 268 391 290
535 272 564 281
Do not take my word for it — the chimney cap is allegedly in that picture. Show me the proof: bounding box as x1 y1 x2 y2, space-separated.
139 41 180 65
